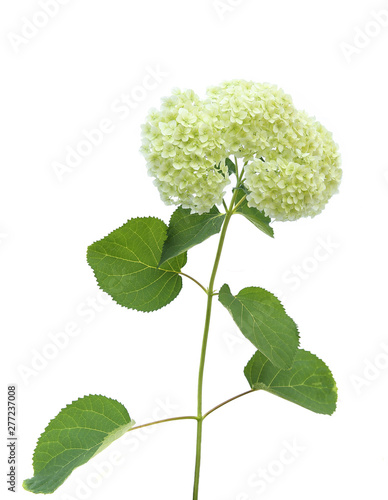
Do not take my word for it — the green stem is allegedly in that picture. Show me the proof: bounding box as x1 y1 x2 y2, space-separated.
192 186 239 500
179 272 208 294
232 193 247 213
203 390 256 419
125 388 255 439
127 415 198 433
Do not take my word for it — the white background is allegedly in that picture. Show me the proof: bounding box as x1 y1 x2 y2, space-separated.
1 0 388 499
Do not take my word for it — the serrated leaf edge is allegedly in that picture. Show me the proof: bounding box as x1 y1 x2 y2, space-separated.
159 206 225 267
234 195 274 238
86 216 187 313
219 284 300 368
29 394 133 470
244 349 338 415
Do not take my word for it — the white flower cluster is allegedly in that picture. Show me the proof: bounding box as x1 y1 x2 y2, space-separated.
141 89 228 214
141 81 342 220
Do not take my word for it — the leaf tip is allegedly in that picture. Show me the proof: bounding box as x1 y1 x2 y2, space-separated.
22 479 32 493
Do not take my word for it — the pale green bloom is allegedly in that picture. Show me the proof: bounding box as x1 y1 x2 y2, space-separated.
242 109 342 221
141 81 342 220
141 88 228 214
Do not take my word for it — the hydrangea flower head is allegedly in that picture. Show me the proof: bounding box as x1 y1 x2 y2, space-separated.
141 88 229 214
206 80 298 162
141 81 342 220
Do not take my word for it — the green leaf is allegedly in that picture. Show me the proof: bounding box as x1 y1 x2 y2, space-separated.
159 206 225 266
87 217 187 312
218 285 299 369
23 395 135 494
234 190 274 238
244 349 337 415
225 157 236 176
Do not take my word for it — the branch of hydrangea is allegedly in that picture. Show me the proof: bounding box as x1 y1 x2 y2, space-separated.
203 389 257 420
222 199 228 212
179 272 208 294
232 193 247 213
127 415 199 433
234 156 240 178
